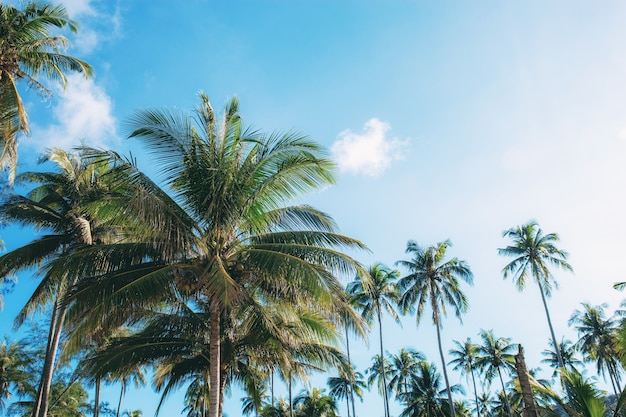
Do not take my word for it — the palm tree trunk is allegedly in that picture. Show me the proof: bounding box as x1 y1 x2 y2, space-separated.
376 307 390 417
345 326 356 417
209 301 221 417
94 376 101 417
116 379 126 417
34 292 65 417
288 376 293 417
470 367 481 417
497 367 512 417
432 301 455 417
536 280 564 369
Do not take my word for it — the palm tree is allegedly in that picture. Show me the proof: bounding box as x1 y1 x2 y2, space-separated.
541 338 582 378
0 337 34 414
348 262 400 417
449 338 482 417
293 388 338 417
387 348 425 400
59 95 367 417
475 330 516 417
0 2 92 180
260 398 290 417
327 364 365 417
121 410 143 417
396 239 474 417
398 361 463 417
0 148 123 417
498 221 573 369
569 303 622 397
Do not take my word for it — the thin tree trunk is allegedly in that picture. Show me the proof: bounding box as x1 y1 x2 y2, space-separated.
116 379 126 417
288 376 293 417
432 300 455 417
497 367 512 417
376 307 390 417
34 291 65 417
94 376 101 417
470 367 481 417
209 301 221 417
536 280 564 369
345 325 356 417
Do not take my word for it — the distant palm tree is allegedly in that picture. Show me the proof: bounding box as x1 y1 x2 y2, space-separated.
569 303 622 397
365 354 393 406
122 410 143 417
541 338 582 378
0 338 34 414
396 239 474 417
327 364 365 417
475 330 516 417
449 338 482 417
293 388 338 417
398 361 463 417
498 221 573 369
348 262 401 417
387 348 425 399
0 2 92 180
260 398 290 417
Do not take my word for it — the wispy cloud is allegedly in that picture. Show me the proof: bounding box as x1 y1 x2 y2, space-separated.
27 74 118 153
331 118 408 177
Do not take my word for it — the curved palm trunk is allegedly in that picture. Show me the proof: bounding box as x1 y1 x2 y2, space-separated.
536 280 564 369
345 326 356 417
34 291 65 417
497 367 512 417
288 376 293 417
469 366 481 417
376 307 390 417
209 301 221 417
116 379 126 417
432 300 455 417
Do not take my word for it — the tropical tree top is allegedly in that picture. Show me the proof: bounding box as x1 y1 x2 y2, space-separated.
498 221 573 295
396 239 473 326
0 1 92 180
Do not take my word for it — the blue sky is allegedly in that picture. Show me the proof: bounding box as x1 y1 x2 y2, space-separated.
5 0 626 416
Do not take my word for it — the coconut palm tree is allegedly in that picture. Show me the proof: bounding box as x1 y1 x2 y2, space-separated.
569 303 622 397
398 361 463 417
475 330 516 417
327 364 365 417
59 95 367 417
0 2 92 180
541 338 582 378
498 221 573 369
0 337 34 414
396 239 474 417
293 388 338 417
0 148 125 417
387 348 425 400
449 338 482 417
348 262 400 417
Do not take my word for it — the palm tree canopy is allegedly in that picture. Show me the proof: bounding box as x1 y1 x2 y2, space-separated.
498 221 572 295
396 240 473 327
0 2 92 179
347 262 401 327
475 330 516 382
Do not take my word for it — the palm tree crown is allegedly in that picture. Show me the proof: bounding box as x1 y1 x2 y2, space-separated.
0 2 92 180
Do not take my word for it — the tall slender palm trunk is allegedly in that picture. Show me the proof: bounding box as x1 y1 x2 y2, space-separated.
469 367 481 417
537 280 564 370
432 299 455 417
34 291 66 417
209 301 221 417
116 379 126 417
94 376 101 417
345 328 354 417
376 307 390 417
497 367 512 417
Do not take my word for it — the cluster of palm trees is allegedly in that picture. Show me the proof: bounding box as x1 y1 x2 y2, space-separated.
3 2 626 417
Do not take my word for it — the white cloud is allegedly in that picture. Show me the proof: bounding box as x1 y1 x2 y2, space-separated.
28 73 118 152
331 118 408 177
62 0 96 18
